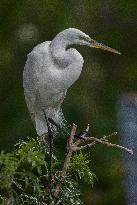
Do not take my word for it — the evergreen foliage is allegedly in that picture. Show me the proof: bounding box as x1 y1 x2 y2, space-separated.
0 138 95 205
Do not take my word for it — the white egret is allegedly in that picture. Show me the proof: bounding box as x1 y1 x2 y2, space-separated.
23 28 120 136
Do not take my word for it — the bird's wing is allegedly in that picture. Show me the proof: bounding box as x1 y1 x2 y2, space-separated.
56 90 67 110
23 51 44 121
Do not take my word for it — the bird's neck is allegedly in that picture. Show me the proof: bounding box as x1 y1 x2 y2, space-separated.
50 35 72 68
49 33 84 89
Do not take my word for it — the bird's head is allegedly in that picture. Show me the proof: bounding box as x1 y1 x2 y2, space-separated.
62 28 121 55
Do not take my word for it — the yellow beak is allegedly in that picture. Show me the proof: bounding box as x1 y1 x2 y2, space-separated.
90 39 121 55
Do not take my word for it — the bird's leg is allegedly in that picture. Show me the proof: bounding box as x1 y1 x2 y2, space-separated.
48 118 62 130
48 117 70 136
43 110 53 184
48 117 89 142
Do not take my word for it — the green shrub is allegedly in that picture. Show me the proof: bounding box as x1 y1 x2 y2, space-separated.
0 138 95 205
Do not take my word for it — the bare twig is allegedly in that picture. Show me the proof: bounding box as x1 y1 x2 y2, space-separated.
60 124 77 180
74 136 133 155
103 132 117 139
49 123 133 205
50 124 77 205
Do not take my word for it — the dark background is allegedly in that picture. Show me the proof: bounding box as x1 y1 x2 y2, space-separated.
0 0 137 204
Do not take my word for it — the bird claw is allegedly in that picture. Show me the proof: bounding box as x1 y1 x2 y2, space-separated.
74 124 90 142
75 133 86 141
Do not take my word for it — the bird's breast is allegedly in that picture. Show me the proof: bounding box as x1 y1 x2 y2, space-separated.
61 60 84 89
34 46 84 109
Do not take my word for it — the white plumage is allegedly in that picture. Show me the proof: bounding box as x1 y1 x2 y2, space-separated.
23 28 120 136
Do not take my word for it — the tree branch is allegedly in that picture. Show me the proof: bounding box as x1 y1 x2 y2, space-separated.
49 123 133 205
74 135 133 154
50 124 77 205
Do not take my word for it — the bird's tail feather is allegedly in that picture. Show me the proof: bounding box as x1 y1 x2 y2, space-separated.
54 109 71 136
34 109 70 137
35 114 48 136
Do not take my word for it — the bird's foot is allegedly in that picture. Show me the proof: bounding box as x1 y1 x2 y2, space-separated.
75 132 87 142
74 124 90 141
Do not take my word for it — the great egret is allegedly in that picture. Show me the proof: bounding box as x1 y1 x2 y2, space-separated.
23 28 120 136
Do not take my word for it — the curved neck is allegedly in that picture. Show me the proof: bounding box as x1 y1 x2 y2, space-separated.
50 34 72 68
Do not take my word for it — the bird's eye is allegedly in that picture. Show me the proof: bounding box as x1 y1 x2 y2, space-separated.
79 35 91 42
79 35 87 40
